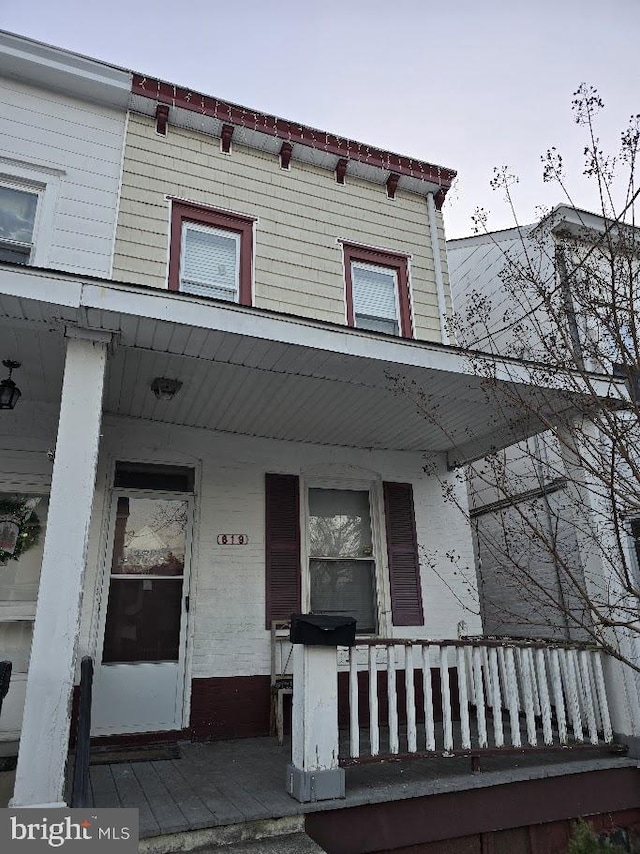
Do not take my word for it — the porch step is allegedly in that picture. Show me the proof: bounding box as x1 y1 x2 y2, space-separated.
173 832 325 853
139 817 326 854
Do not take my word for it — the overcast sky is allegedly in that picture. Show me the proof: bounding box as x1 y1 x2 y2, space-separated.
2 0 638 238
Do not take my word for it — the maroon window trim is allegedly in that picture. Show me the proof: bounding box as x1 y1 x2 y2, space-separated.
265 473 301 628
342 243 413 338
383 482 424 626
168 200 254 306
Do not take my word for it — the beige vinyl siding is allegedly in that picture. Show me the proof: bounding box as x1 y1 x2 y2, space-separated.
113 114 449 341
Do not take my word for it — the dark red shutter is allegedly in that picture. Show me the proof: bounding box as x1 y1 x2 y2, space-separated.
265 473 301 627
383 482 424 626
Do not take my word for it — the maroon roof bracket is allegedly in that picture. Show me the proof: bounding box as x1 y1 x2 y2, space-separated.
280 141 293 169
386 173 400 199
221 124 234 154
434 188 447 210
336 158 348 185
155 104 169 136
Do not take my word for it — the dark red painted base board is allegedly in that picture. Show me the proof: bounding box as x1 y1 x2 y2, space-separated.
190 675 272 739
379 812 640 854
74 668 460 746
305 768 640 854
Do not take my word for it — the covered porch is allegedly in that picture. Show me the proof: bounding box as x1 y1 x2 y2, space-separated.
85 737 636 851
0 263 629 812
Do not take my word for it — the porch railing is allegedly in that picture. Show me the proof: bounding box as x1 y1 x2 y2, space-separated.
340 638 613 763
71 656 94 808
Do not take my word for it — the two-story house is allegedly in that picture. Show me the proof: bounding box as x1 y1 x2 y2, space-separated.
1 34 639 851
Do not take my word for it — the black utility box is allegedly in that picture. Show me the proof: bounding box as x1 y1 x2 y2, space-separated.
290 614 357 647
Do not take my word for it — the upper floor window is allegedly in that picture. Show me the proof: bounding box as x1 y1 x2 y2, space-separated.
343 243 413 338
0 184 39 264
168 200 254 305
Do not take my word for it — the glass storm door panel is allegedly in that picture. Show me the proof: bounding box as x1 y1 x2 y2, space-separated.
102 497 188 663
92 493 192 735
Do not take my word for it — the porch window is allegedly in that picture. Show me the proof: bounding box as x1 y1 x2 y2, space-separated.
264 474 423 630
168 200 254 305
343 243 413 338
0 493 48 683
308 488 377 633
0 184 38 264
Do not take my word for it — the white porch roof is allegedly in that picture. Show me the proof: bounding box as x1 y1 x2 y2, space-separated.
0 265 619 466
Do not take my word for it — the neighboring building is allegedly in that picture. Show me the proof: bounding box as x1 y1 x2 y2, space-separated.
1 33 639 850
0 29 129 743
447 207 640 641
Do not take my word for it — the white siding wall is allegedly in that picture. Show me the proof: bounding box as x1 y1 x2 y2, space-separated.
0 78 126 277
447 228 557 357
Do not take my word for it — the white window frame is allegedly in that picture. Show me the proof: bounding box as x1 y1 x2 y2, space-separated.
179 220 241 302
351 260 402 335
301 476 391 637
0 181 41 264
0 159 63 267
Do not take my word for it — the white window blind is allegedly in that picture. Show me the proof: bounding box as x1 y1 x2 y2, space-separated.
352 262 399 334
180 222 240 301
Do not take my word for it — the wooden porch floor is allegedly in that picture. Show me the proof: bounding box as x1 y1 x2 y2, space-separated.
87 736 635 839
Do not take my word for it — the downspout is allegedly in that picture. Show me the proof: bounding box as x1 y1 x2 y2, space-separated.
427 192 451 345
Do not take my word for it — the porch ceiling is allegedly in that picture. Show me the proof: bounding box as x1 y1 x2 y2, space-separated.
0 267 619 463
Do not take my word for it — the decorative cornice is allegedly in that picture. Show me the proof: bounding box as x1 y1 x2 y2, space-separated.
434 188 447 211
131 74 456 191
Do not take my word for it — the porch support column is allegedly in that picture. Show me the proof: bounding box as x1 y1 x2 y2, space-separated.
12 330 110 808
287 645 345 802
557 417 640 750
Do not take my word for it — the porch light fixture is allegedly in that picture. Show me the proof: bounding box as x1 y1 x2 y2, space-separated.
150 377 182 401
0 360 21 410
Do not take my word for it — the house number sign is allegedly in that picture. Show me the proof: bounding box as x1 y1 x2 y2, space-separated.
217 534 249 545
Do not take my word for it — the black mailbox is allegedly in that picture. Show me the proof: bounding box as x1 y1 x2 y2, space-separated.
290 614 357 647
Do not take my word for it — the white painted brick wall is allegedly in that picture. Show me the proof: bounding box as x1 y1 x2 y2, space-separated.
78 417 481 681
0 396 481 741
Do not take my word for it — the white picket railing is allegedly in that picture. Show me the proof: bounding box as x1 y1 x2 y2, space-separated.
340 638 613 762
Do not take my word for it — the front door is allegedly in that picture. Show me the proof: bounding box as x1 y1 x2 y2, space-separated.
91 488 193 735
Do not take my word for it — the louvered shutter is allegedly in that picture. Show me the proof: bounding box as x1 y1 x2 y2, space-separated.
383 482 424 626
265 473 301 627
352 263 399 328
181 223 239 300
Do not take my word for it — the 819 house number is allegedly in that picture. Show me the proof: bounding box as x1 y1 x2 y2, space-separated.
216 534 249 545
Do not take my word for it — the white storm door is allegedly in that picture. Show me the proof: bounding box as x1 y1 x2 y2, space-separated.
91 491 193 735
